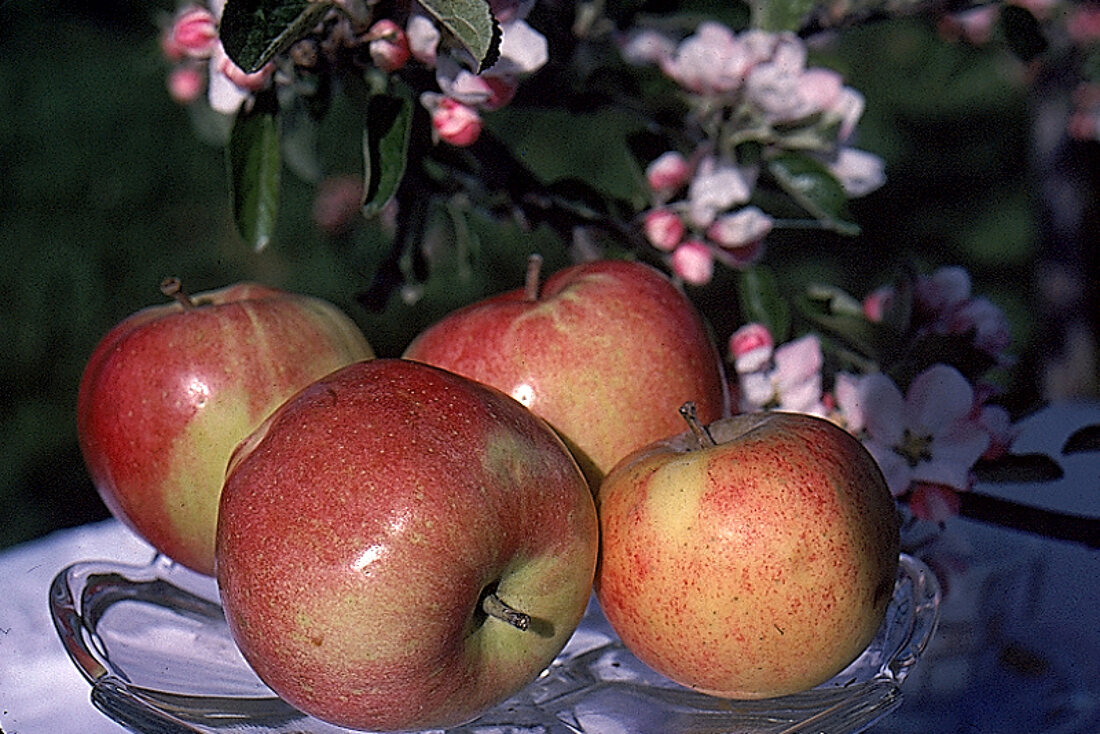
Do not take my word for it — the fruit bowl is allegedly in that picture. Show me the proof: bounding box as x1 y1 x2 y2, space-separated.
50 553 939 734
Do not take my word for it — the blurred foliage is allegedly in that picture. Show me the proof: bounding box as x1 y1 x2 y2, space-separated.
0 1 1051 550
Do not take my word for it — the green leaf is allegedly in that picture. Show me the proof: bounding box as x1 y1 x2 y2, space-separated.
768 152 860 236
228 93 281 250
361 90 413 219
750 0 815 32
800 283 902 365
738 265 790 342
973 453 1063 483
1063 424 1100 455
419 0 501 72
220 0 333 73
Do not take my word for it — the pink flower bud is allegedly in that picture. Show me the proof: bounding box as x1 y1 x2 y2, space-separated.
645 151 691 195
1068 4 1100 44
729 322 773 373
706 206 773 249
169 6 218 60
407 14 440 66
907 482 962 524
862 285 894 323
670 240 714 285
432 98 482 146
167 65 206 104
218 52 275 92
480 75 517 110
367 20 411 74
642 208 684 252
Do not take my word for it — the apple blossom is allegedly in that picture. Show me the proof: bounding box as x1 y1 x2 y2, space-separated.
908 482 962 524
686 155 751 228
735 332 827 415
406 14 441 66
706 206 774 250
645 151 692 196
366 20 410 74
658 21 752 96
430 96 483 147
848 364 990 498
167 65 205 105
642 208 684 252
166 6 218 60
670 240 714 285
728 322 773 374
827 147 887 197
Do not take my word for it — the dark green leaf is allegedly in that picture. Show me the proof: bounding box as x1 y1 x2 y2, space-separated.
1063 424 1100 455
797 284 899 363
361 90 413 219
972 453 1063 483
750 0 815 32
419 0 501 72
738 265 790 342
220 0 333 73
768 152 860 235
887 332 997 391
228 94 281 250
1000 5 1048 63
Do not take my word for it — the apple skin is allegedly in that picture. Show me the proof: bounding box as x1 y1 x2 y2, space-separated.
594 410 900 700
77 282 374 576
402 258 728 486
215 358 599 732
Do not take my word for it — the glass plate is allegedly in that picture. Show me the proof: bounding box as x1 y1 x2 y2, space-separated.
50 553 939 734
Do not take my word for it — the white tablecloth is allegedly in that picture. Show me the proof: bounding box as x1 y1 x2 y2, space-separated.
2 404 1099 733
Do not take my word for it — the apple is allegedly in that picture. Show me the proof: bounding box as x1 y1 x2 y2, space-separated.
77 278 374 576
594 404 900 700
402 256 728 486
215 358 599 732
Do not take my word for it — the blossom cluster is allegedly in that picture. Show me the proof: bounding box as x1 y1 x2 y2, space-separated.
622 22 886 284
159 0 548 147
728 266 1017 524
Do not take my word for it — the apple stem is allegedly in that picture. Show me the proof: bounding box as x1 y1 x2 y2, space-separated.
482 591 531 631
524 253 543 302
679 401 717 448
160 277 196 311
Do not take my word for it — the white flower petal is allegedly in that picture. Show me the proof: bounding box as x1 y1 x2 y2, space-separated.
863 440 912 496
860 373 906 445
905 364 974 433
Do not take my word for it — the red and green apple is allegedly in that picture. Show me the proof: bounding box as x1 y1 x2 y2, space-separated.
402 257 729 486
215 358 599 731
595 405 900 699
77 279 373 575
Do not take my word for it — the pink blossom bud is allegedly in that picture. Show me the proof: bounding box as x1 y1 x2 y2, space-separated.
645 151 691 195
642 208 684 252
977 404 1016 461
908 482 962 524
670 240 714 285
729 322 773 373
827 147 885 197
170 6 218 60
706 206 773 249
480 75 517 110
862 285 894 323
407 14 440 66
218 52 275 92
432 98 482 146
367 20 411 73
167 65 206 104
